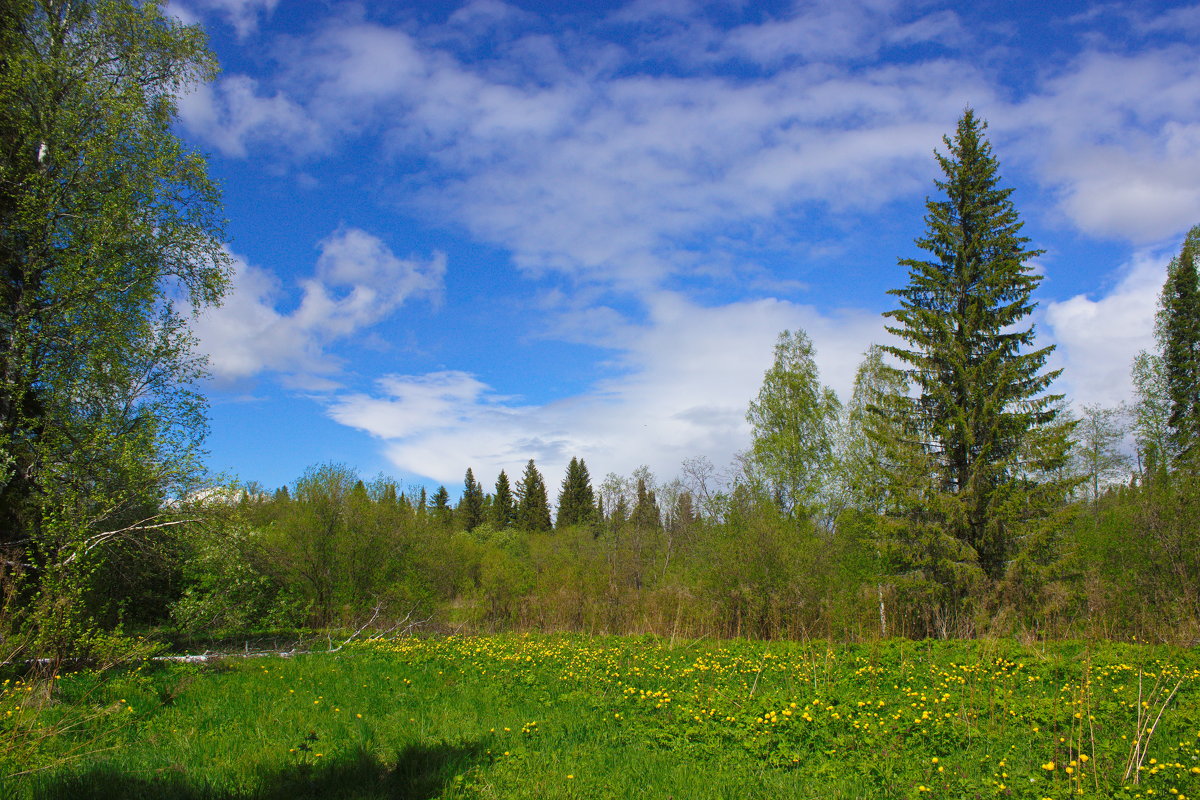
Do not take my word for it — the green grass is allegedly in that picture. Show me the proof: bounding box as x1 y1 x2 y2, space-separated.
5 635 1200 799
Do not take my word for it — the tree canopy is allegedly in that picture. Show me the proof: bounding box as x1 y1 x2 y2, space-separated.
1157 225 1200 461
746 329 840 519
0 0 228 615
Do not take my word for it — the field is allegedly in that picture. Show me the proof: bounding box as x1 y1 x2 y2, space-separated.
4 635 1200 799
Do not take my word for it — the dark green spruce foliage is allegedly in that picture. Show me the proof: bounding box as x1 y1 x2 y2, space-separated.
882 109 1071 585
630 478 662 530
431 486 451 527
1158 225 1200 459
556 457 596 528
459 468 485 531
515 459 552 532
492 470 515 528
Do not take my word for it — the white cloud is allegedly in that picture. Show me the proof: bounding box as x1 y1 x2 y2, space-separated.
179 3 1200 280
1043 249 1168 407
1012 47 1200 243
326 292 885 485
181 12 987 287
192 228 445 383
177 75 325 158
169 0 278 38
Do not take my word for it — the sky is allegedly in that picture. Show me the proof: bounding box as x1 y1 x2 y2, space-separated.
165 0 1200 497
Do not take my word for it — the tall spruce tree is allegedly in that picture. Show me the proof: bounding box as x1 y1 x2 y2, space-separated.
882 109 1071 585
1156 225 1200 460
459 468 485 531
492 470 514 528
556 457 596 529
514 459 552 532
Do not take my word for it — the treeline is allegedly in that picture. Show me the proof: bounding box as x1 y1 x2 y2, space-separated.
140 426 1195 644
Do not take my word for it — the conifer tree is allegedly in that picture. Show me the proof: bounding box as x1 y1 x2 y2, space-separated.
1156 225 1200 459
630 476 662 530
459 468 485 531
556 457 596 528
430 486 451 527
492 470 514 529
882 109 1072 584
514 459 552 532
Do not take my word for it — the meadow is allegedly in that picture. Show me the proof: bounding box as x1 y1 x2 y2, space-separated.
3 635 1200 799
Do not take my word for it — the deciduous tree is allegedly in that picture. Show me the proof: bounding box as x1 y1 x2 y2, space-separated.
746 329 840 520
0 0 228 652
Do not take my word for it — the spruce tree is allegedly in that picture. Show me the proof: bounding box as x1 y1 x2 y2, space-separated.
1156 225 1200 460
492 470 515 528
514 459 552 532
630 477 662 530
430 486 451 527
882 109 1072 584
459 467 485 531
556 457 596 529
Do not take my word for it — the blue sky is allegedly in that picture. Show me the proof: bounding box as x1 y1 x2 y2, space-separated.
166 0 1200 496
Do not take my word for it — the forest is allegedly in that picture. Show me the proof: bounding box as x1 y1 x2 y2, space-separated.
2 0 1200 674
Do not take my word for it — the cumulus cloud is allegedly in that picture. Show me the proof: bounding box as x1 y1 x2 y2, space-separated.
1043 249 1168 407
177 76 325 158
192 228 445 383
326 291 885 485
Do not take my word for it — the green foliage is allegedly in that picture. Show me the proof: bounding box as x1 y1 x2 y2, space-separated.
491 470 514 529
459 469 485 532
838 345 912 517
169 520 306 635
555 457 596 529
1072 404 1131 504
0 0 229 654
514 460 552 532
746 329 840 520
882 109 1072 588
1157 225 1200 458
1131 351 1171 481
431 486 452 528
9 637 1200 799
